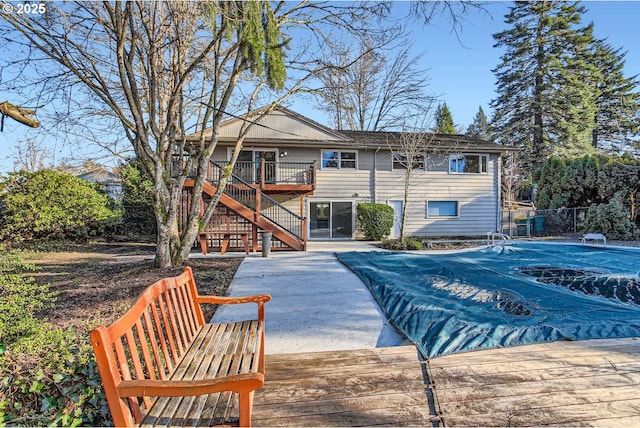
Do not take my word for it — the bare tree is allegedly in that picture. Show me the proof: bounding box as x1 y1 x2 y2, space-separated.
318 32 433 131
501 151 525 209
1 1 381 267
393 131 435 240
387 110 438 240
12 138 51 172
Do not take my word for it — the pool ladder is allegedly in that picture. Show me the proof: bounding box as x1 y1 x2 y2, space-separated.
486 232 511 246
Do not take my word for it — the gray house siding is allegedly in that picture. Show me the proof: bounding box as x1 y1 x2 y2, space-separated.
210 143 501 238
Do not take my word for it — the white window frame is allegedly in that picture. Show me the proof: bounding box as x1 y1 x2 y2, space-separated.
426 200 460 218
448 154 488 174
392 152 426 171
226 147 280 162
321 150 358 170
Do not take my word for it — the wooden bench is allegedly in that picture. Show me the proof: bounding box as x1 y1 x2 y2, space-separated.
199 232 250 255
91 267 271 427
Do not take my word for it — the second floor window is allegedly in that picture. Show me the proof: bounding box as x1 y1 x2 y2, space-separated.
322 150 357 169
393 153 425 171
449 154 488 174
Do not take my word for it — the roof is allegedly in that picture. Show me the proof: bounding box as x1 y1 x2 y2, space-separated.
191 106 514 154
337 130 512 153
77 169 122 184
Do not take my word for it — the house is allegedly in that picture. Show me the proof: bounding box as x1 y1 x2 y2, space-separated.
77 168 123 202
182 106 509 252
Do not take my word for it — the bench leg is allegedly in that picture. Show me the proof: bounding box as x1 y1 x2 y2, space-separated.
239 391 254 427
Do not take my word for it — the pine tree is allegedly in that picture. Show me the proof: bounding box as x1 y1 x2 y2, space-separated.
591 40 640 152
466 106 492 140
433 103 455 134
491 1 598 173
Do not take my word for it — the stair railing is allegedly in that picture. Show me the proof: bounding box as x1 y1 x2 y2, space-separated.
208 161 305 240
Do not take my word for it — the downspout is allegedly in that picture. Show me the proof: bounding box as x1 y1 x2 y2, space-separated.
373 147 380 203
496 152 503 233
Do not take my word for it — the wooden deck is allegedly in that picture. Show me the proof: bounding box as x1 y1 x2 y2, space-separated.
253 346 439 426
252 338 640 427
430 337 640 426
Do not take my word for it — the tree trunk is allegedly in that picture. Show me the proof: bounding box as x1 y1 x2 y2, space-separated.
401 168 411 241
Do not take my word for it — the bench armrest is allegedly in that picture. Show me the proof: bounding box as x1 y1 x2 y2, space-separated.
196 294 271 305
116 373 264 398
196 294 271 321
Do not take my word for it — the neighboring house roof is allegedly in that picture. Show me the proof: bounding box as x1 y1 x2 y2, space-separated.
194 106 514 153
77 169 122 184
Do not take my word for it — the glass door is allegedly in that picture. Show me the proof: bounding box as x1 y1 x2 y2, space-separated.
235 149 277 184
235 150 254 183
331 202 353 239
309 202 330 239
309 201 353 239
254 150 277 183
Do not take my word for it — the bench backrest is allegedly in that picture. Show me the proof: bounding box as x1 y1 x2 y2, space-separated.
91 267 205 426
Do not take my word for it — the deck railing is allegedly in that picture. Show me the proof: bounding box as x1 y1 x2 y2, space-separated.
172 155 306 241
214 160 315 186
208 161 305 240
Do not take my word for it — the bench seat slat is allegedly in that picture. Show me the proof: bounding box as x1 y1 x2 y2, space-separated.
198 321 261 426
139 320 262 427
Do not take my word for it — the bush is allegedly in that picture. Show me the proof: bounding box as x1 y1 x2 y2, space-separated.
585 196 635 240
0 251 54 345
0 248 110 426
119 159 156 238
356 203 394 240
380 238 424 251
0 170 119 243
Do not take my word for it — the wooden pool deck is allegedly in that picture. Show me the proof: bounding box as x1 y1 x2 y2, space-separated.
252 337 640 427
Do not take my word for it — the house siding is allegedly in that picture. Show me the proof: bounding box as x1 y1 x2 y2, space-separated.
210 143 500 239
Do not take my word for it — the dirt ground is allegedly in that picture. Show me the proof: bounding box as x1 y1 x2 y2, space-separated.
24 242 242 330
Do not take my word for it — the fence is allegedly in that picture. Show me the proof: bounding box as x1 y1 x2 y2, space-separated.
501 207 590 237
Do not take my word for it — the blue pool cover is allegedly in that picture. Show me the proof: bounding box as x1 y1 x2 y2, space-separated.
336 242 640 358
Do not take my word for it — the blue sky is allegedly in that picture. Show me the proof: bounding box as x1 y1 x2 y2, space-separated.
293 1 640 132
1 1 639 174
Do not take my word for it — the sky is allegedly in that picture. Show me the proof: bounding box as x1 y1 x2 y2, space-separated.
1 1 639 174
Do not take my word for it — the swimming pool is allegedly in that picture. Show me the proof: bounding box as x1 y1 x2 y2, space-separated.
337 242 640 358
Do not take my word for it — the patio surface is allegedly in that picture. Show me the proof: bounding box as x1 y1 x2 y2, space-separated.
211 240 409 354
209 241 640 426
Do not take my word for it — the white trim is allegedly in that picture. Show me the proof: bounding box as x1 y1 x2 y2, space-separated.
391 152 426 172
426 200 460 218
320 149 358 170
226 147 280 161
448 154 488 174
307 199 355 240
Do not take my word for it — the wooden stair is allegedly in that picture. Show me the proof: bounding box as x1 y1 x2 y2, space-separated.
184 179 306 252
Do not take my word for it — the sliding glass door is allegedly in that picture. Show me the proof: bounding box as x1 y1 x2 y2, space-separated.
309 201 353 239
235 149 277 183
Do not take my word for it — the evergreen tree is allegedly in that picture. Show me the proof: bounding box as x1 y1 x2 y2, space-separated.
466 106 492 139
433 103 455 134
491 1 598 173
591 40 640 152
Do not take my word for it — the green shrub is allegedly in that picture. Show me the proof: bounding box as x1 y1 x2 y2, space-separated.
0 169 119 243
0 249 110 426
0 251 54 345
356 203 394 240
119 159 156 238
380 238 424 251
585 196 635 240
